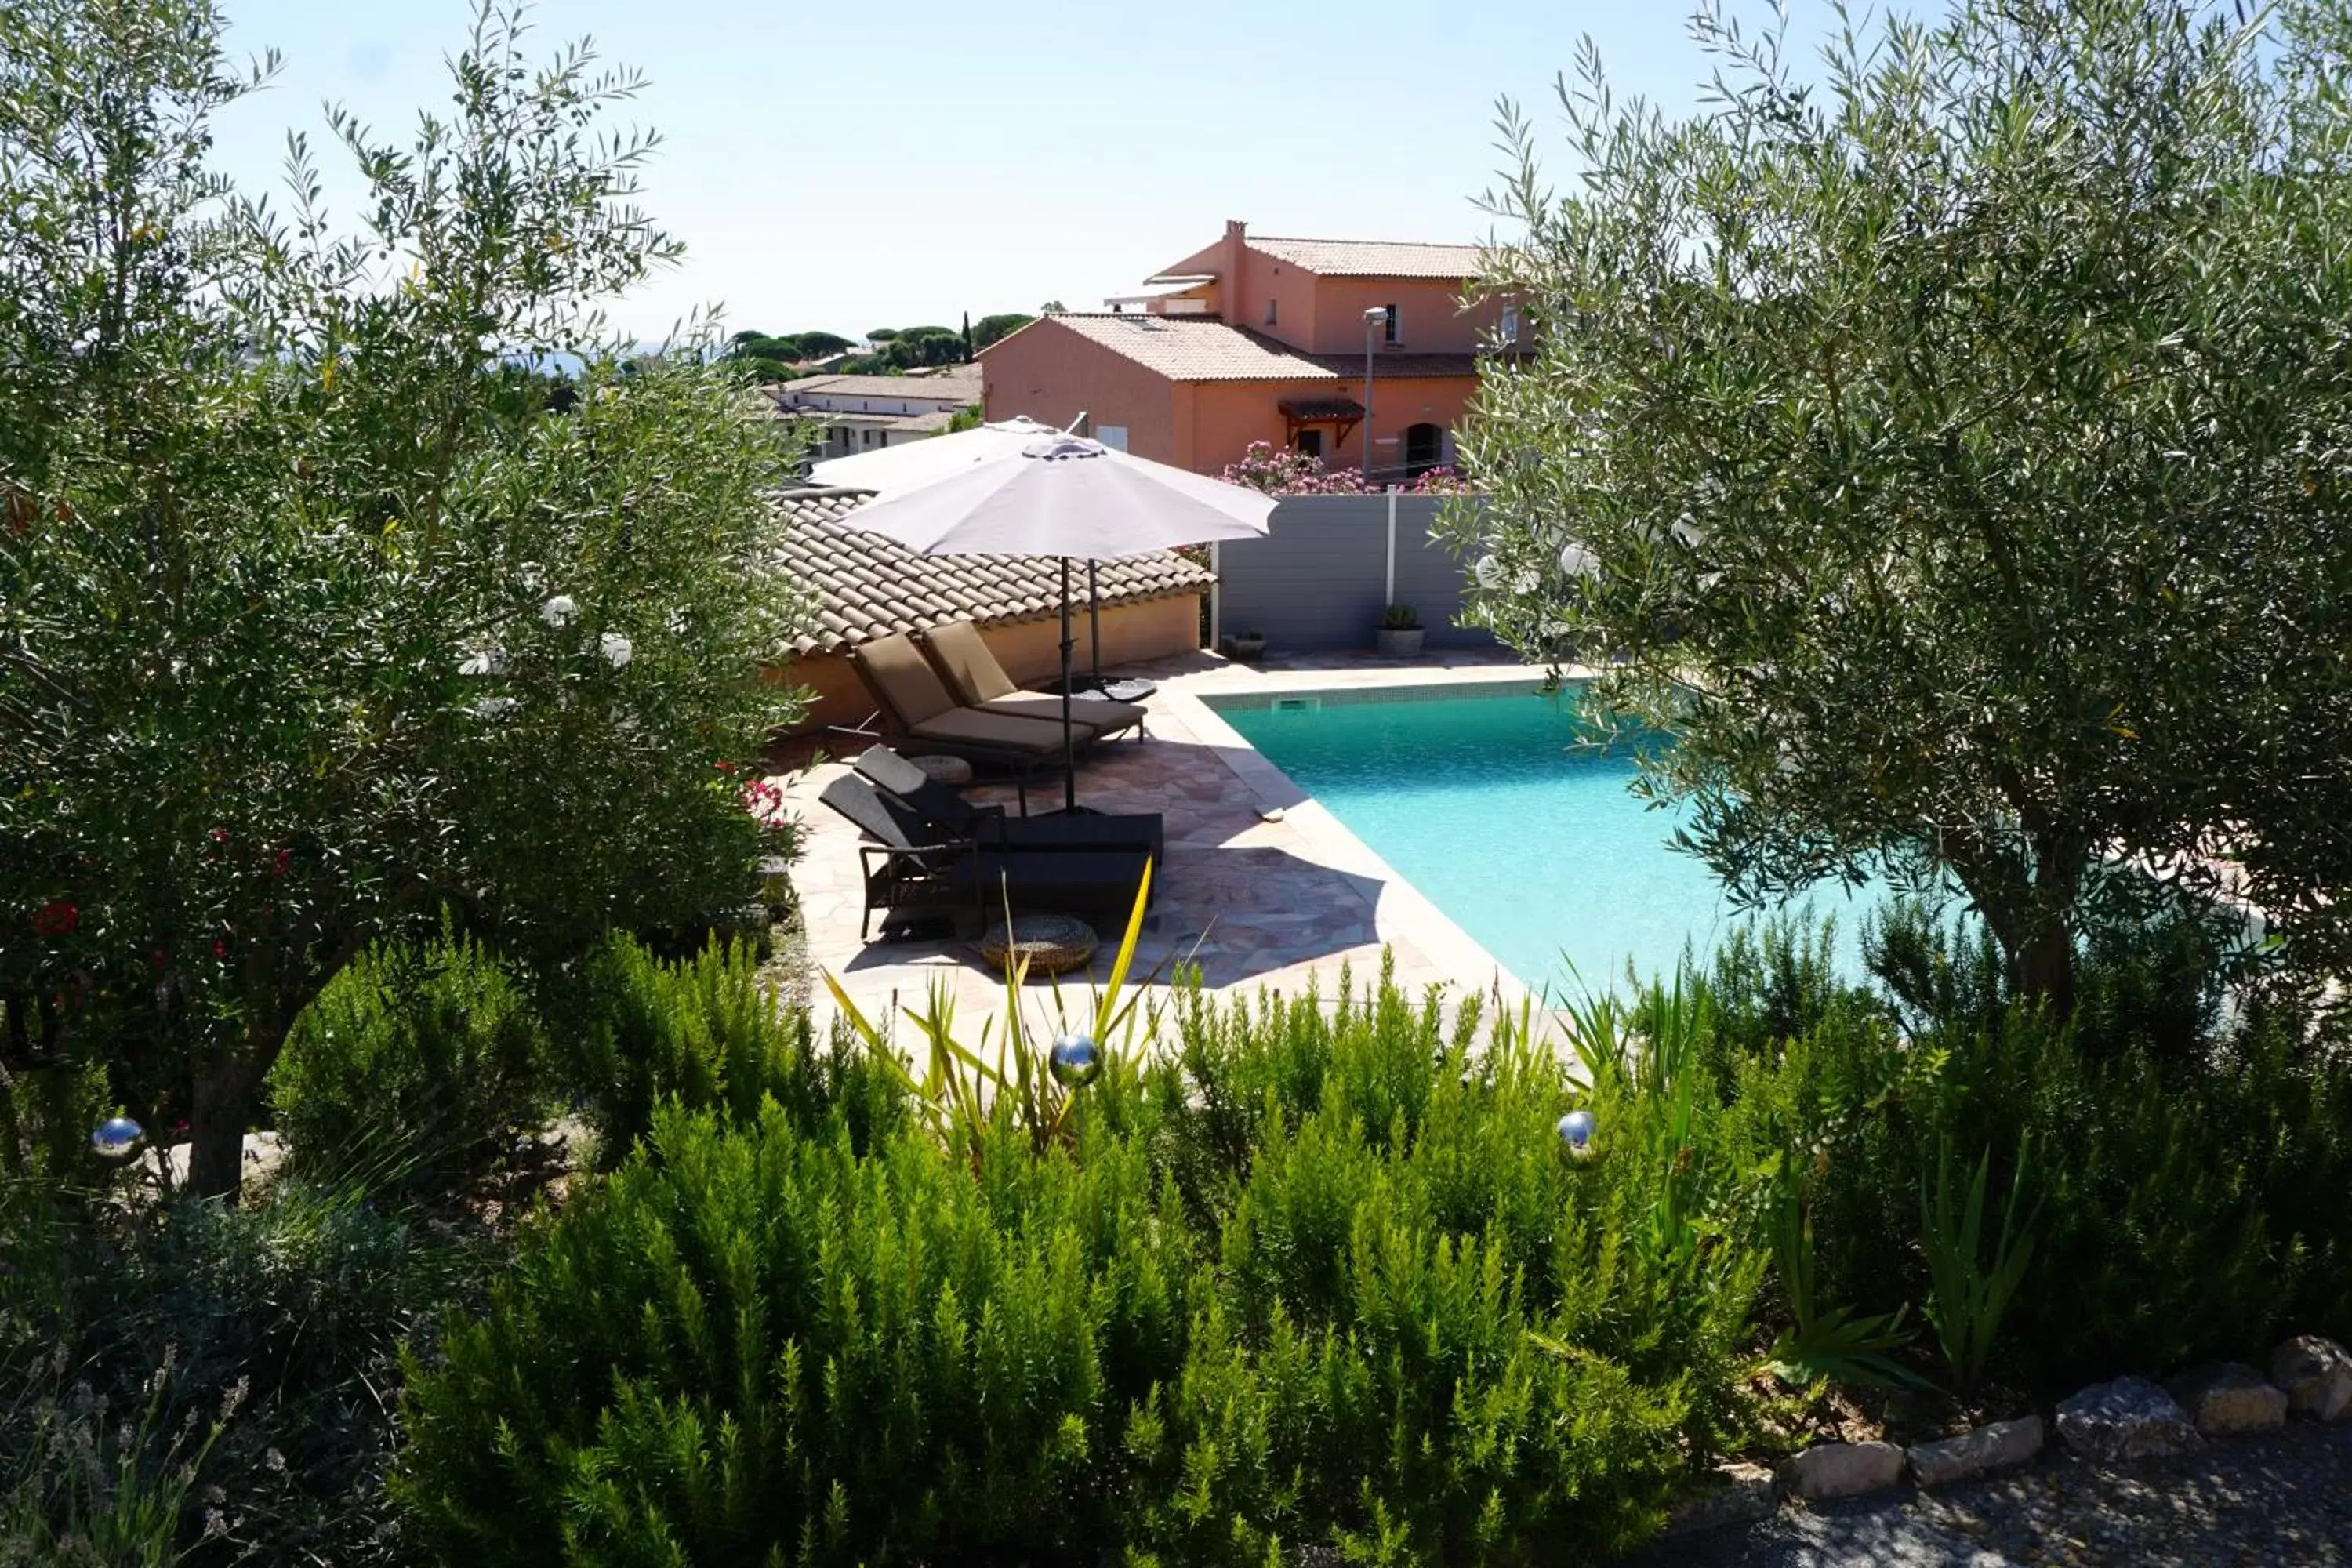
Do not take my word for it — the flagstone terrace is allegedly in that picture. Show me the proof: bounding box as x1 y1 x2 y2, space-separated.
772 650 1574 1039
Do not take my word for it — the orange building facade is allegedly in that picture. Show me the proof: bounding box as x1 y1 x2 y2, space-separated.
979 221 1514 478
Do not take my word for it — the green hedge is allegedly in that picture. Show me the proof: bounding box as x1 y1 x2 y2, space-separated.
390 916 2352 1564
397 968 1762 1565
268 929 548 1185
1704 907 2352 1385
561 932 891 1166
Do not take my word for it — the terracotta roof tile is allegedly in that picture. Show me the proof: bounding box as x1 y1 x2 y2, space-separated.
1245 235 1486 278
1032 314 1490 383
1038 314 1336 380
769 488 1214 658
772 367 982 403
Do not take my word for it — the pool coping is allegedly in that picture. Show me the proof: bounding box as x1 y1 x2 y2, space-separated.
1196 670 1569 713
1157 659 1598 1011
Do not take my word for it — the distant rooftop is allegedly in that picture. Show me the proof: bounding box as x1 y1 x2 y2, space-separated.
1147 232 1487 285
773 366 982 403
1240 234 1486 279
771 488 1214 657
1011 314 1488 383
777 406 962 434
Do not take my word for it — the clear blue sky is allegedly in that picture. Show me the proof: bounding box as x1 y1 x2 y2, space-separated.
206 0 1838 343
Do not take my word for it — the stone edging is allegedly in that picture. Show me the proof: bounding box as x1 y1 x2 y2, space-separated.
1666 1333 2352 1534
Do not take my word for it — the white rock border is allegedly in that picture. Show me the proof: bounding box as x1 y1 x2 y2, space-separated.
1697 1331 2352 1534
2270 1335 2352 1422
1909 1414 2044 1486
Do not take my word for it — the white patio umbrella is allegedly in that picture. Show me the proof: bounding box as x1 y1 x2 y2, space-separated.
815 417 1140 684
832 431 1274 810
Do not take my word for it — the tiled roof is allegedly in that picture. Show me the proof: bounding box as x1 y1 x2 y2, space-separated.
780 406 960 432
770 488 1214 657
1031 315 1489 383
1245 235 1486 279
773 367 982 404
1038 314 1335 380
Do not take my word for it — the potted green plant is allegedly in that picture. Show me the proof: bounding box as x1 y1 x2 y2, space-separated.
1376 604 1425 658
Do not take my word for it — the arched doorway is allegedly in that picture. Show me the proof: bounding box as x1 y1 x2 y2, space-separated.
1403 422 1442 477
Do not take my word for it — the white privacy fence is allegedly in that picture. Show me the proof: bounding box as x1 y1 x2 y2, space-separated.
1209 493 1498 652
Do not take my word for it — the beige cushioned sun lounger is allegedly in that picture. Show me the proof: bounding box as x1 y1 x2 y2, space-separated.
918 621 1147 739
851 633 1105 753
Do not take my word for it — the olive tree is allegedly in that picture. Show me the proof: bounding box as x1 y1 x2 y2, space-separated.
0 0 805 1197
1450 0 2352 1008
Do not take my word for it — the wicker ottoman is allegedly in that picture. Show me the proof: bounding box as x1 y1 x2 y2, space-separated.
976 913 1098 978
908 753 975 787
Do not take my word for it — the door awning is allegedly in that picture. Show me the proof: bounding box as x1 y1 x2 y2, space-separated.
1276 396 1367 423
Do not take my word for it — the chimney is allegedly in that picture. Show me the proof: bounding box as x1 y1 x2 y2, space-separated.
1223 219 1246 324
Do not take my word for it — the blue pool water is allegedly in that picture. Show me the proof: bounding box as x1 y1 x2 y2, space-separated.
1216 685 1879 996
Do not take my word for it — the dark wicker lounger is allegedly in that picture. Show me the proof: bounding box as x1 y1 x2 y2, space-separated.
854 746 1164 867
819 773 1156 939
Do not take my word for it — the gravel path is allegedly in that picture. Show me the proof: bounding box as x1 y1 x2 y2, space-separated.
1632 1421 2352 1566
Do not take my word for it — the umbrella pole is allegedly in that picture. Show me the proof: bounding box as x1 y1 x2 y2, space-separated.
1087 560 1103 688
1060 557 1078 811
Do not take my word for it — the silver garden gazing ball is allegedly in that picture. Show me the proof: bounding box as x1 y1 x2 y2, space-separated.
1556 1109 1598 1157
1048 1033 1102 1089
90 1116 143 1161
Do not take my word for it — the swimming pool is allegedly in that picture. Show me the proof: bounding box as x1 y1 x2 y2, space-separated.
1210 681 1878 995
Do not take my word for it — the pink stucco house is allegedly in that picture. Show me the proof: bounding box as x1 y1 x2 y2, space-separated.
978 220 1515 477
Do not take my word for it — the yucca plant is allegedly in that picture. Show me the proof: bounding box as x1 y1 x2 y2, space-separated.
1556 973 1728 1271
824 860 1162 1165
1762 1157 1925 1392
1919 1134 2042 1396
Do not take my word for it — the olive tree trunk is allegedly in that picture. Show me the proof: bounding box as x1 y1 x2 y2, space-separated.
187 1039 270 1202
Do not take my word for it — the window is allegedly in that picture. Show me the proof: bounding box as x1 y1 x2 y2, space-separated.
1264 298 1277 326
1096 425 1128 452
1293 430 1323 459
1501 303 1520 344
1381 303 1399 344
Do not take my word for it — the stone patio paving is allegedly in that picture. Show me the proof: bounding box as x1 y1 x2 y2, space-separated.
774 650 1572 1044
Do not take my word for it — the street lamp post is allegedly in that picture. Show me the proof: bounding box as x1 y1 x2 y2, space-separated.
1361 305 1385 482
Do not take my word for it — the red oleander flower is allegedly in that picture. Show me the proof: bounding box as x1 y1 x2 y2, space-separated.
212 939 227 959
273 848 291 877
209 827 228 844
713 760 736 773
31 900 78 936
